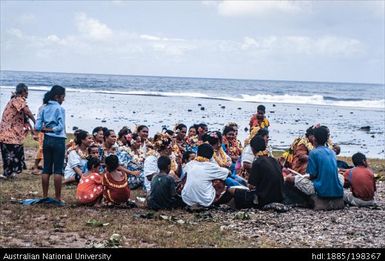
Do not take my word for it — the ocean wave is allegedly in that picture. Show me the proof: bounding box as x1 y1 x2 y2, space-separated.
1 86 383 109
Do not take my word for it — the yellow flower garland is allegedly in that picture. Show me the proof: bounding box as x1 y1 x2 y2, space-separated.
214 147 230 167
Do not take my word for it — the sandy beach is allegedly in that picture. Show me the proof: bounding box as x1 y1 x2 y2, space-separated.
1 88 384 158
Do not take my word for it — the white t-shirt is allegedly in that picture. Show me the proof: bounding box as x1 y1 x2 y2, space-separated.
181 161 229 207
64 150 87 179
241 145 255 166
143 155 158 193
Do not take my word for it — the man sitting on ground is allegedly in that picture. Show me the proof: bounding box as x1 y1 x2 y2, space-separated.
285 126 344 209
229 135 284 209
181 143 230 208
343 152 377 207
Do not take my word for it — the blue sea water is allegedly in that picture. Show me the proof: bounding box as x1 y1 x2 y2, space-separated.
1 70 384 109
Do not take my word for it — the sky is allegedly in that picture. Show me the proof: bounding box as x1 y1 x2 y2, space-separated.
0 0 384 84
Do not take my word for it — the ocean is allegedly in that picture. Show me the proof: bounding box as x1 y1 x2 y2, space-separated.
1 70 384 109
1 70 384 158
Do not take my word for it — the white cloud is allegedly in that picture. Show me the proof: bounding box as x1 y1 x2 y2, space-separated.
215 0 308 16
240 35 365 57
75 12 113 40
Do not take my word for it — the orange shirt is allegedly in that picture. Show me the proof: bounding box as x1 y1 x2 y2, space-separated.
76 173 103 204
344 166 376 201
102 172 130 204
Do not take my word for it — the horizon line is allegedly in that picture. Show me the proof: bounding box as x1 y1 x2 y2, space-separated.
1 69 384 86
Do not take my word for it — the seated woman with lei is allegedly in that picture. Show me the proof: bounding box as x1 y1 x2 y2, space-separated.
185 125 200 153
102 155 130 205
100 129 144 190
281 126 314 176
63 130 93 184
222 125 242 172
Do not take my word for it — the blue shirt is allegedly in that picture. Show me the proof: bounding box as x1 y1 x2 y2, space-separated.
35 101 66 139
307 146 343 198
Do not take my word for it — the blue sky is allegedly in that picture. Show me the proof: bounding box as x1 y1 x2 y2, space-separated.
1 0 384 83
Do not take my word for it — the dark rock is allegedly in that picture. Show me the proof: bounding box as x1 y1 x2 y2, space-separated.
101 120 107 123
221 106 226 109
70 115 74 118
270 111 275 113
187 109 192 112
295 119 299 122
237 107 242 110
244 127 249 132
272 104 276 107
359 126 370 131
133 111 136 114
200 107 205 111
72 126 79 131
297 108 300 110
371 135 375 138
350 112 354 114
198 104 202 106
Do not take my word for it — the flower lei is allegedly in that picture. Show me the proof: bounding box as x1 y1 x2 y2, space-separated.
195 156 209 162
214 147 230 167
222 136 242 157
244 118 269 146
75 146 89 159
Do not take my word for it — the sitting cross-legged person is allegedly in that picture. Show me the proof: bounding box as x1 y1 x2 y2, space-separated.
343 152 377 207
102 155 130 206
76 157 103 206
147 156 184 210
228 135 284 209
285 126 344 210
181 143 231 208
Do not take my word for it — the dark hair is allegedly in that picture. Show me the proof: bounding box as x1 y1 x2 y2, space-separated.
137 125 148 133
176 124 187 131
313 127 328 146
118 126 131 139
74 130 89 145
223 126 235 136
305 126 314 138
352 152 366 167
257 105 266 113
198 123 208 130
250 135 266 153
16 83 28 94
44 85 65 104
157 156 171 172
257 128 269 137
131 133 140 141
105 155 119 172
87 157 100 170
92 126 104 137
88 144 99 154
103 129 115 141
182 151 196 163
204 131 222 146
197 143 214 159
333 144 341 155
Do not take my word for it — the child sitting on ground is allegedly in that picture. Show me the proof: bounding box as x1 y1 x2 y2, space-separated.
343 152 377 207
147 156 184 210
76 157 103 205
102 155 130 205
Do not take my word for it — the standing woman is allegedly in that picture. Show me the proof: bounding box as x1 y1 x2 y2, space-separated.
35 85 66 202
0 83 36 179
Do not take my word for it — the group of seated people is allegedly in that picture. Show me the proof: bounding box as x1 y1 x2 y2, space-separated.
56 104 377 210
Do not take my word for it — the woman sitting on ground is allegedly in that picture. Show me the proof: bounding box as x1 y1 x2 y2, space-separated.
63 130 93 184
